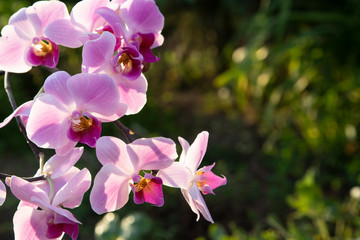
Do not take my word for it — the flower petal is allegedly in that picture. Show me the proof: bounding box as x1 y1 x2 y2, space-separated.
120 0 164 36
52 213 79 240
13 207 48 240
178 136 190 164
128 137 178 171
52 168 91 208
0 25 31 73
90 164 130 214
0 180 6 206
10 176 49 207
95 7 127 37
96 136 135 174
46 204 81 224
44 71 74 107
70 0 109 32
199 163 227 194
184 183 214 223
139 175 164 206
42 147 84 179
157 162 192 189
45 19 84 48
67 73 122 120
113 73 148 115
26 94 72 150
0 100 33 128
81 31 115 72
31 0 69 29
183 131 209 173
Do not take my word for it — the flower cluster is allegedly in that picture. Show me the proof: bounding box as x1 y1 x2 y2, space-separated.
0 0 226 239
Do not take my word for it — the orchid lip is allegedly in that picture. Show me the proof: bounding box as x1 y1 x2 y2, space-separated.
32 38 53 57
27 37 59 68
67 110 101 148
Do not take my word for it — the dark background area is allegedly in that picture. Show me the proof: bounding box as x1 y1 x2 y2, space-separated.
1 0 360 239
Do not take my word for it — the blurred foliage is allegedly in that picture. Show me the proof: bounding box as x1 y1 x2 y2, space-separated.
1 0 360 239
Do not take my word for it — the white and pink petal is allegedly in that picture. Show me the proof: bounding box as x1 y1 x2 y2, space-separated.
10 176 49 208
67 73 122 119
27 94 72 151
90 164 131 214
0 26 32 73
41 147 84 179
129 137 177 171
0 180 6 206
13 207 49 240
113 73 148 115
52 168 91 209
157 162 193 189
183 131 209 173
96 136 135 174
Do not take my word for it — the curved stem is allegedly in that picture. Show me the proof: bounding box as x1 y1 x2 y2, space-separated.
4 72 43 161
114 120 136 143
0 172 45 182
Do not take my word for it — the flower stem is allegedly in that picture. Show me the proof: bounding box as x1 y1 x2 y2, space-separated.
0 172 45 182
114 120 136 143
3 71 43 161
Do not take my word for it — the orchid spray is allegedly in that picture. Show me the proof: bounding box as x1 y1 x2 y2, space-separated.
0 0 226 239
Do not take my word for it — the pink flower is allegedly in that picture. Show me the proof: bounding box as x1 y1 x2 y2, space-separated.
119 0 165 62
82 31 147 115
0 1 70 73
10 160 91 240
0 180 6 206
90 136 178 214
17 147 86 210
157 131 227 223
4 71 126 155
29 71 126 154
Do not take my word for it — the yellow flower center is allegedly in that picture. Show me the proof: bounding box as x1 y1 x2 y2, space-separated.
134 177 151 192
71 116 93 132
118 53 132 73
196 171 205 188
33 39 53 57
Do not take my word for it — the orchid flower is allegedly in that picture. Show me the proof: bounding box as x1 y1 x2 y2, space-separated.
27 71 126 154
10 164 91 240
0 1 70 73
0 180 6 206
90 136 178 214
82 31 147 115
157 131 227 223
0 71 127 155
119 0 165 62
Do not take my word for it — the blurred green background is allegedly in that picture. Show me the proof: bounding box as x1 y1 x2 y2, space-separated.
1 0 360 239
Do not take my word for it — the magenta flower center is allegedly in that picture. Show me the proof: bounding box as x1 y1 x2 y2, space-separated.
32 39 53 57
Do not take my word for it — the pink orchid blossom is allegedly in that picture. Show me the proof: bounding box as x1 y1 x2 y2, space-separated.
82 31 147 115
0 71 126 155
0 1 70 73
27 71 126 154
0 180 6 206
96 1 164 62
157 131 227 223
90 136 178 214
10 165 91 240
119 0 165 62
